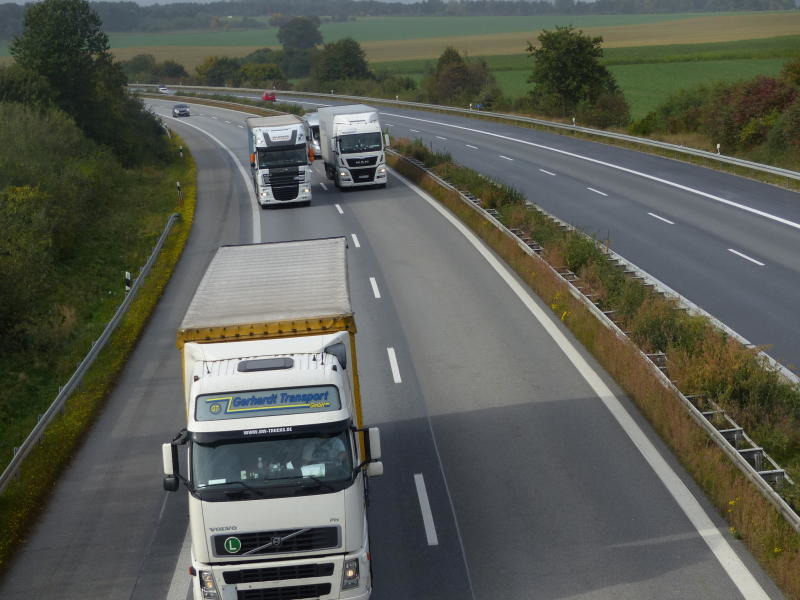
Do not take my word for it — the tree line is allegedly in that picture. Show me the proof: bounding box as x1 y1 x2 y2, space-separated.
0 0 170 345
1 0 795 39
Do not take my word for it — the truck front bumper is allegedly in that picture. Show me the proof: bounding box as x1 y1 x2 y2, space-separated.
191 548 372 600
337 166 387 188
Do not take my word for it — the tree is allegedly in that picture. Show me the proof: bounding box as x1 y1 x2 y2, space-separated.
421 47 496 105
195 56 242 86
240 62 286 88
311 38 371 83
277 16 322 50
526 25 620 116
11 0 115 128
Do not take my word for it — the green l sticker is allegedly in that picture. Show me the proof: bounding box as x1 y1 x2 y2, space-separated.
224 536 241 553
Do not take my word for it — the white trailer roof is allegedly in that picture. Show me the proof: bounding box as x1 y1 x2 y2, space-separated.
246 115 303 128
318 104 376 116
180 238 351 332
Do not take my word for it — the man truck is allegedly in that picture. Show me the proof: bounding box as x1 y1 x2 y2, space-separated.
246 115 313 207
163 237 384 600
318 105 388 189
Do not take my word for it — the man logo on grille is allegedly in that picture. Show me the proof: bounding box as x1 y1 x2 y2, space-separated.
271 536 282 547
224 537 241 553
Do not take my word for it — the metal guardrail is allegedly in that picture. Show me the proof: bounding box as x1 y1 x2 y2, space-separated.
134 84 800 185
390 150 800 533
0 213 181 494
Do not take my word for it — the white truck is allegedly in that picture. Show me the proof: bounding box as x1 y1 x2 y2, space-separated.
163 237 384 600
246 115 313 207
318 105 388 189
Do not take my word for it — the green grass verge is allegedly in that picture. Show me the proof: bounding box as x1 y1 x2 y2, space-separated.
388 139 800 598
0 135 196 576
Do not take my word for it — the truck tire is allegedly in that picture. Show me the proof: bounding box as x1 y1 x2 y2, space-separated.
325 164 335 181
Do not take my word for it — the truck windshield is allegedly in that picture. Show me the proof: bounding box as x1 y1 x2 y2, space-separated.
192 429 353 500
257 147 307 169
338 133 382 154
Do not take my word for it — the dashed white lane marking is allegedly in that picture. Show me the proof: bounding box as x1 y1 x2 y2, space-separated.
648 212 675 225
369 277 381 299
728 248 765 266
410 129 420 133
466 144 478 149
320 182 328 191
211 116 218 119
335 203 343 214
436 135 447 140
414 474 439 546
237 124 244 128
387 347 402 383
224 120 231 124
587 187 607 196
391 168 771 600
500 155 513 161
351 233 361 248
539 169 556 176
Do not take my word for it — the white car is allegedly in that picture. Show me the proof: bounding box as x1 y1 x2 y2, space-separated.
158 86 169 93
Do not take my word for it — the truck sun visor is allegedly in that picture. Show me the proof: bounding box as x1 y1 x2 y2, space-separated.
237 357 294 372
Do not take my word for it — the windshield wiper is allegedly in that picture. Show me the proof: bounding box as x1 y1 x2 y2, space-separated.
201 480 266 499
300 475 336 493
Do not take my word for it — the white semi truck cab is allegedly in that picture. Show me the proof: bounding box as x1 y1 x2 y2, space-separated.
318 105 389 189
164 238 383 600
247 115 313 207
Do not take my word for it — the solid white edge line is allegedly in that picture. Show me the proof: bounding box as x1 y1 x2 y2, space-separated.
166 527 192 600
380 110 800 233
391 167 771 600
414 474 439 546
335 203 343 214
499 155 514 161
156 110 261 243
587 187 608 196
539 169 556 176
648 212 675 225
351 233 361 248
386 347 402 383
369 277 381 299
728 248 766 266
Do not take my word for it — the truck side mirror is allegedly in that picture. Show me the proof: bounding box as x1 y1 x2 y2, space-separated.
366 461 384 477
330 139 337 153
367 427 381 461
162 443 180 492
384 133 390 148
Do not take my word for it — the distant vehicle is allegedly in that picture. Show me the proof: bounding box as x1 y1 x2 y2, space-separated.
172 103 190 117
262 90 277 102
157 86 169 93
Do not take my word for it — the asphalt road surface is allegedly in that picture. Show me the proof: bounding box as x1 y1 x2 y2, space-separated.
0 99 789 600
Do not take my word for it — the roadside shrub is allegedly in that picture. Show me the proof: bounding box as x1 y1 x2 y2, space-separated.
575 91 631 129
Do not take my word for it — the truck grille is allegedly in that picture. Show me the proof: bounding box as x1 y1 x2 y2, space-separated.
214 527 339 556
349 167 377 183
224 563 334 584
237 584 331 600
272 183 300 201
346 157 377 167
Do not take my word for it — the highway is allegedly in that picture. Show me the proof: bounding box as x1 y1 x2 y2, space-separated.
271 93 800 375
0 98 789 599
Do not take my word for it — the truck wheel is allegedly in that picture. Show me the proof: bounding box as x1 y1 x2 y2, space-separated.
325 165 335 181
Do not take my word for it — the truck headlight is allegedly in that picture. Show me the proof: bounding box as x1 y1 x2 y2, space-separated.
199 570 219 599
339 170 349 178
341 558 360 590
377 167 386 175
260 191 268 198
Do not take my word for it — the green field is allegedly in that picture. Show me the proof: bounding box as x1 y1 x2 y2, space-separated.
372 35 800 119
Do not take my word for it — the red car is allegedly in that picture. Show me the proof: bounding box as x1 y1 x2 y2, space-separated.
262 91 277 102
